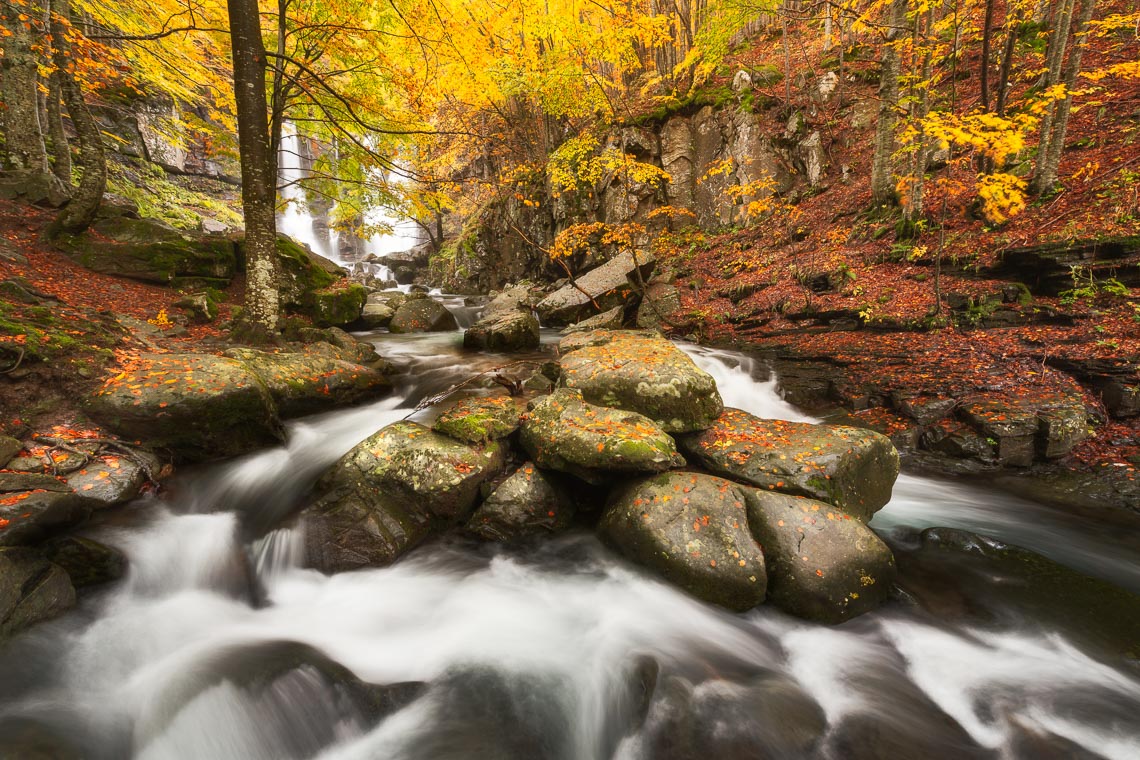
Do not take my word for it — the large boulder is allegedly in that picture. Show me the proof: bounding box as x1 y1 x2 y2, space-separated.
433 396 522 443
466 463 575 541
636 281 682 329
54 217 236 285
224 347 391 418
302 282 368 328
463 309 540 351
42 536 127 589
558 330 723 433
360 298 396 330
271 236 344 305
680 408 899 521
744 490 896 623
389 294 458 333
0 547 75 637
0 169 70 207
535 251 655 326
303 421 506 572
600 472 767 611
483 282 543 317
519 389 684 484
0 491 100 547
86 353 282 461
64 450 159 506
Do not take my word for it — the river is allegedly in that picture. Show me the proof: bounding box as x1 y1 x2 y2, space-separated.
0 316 1137 760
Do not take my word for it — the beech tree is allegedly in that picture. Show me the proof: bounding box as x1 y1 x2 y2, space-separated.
1 0 50 172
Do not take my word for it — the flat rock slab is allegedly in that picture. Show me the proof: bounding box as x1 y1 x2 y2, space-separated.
680 408 899 522
433 396 522 443
466 463 575 541
600 472 766 611
745 489 896 623
558 330 723 433
536 251 654 326
304 421 505 573
520 388 684 484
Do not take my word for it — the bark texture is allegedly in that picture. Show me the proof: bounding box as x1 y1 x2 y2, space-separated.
46 72 71 183
1 0 49 171
870 0 908 207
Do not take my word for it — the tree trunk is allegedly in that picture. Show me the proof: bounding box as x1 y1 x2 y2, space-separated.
1031 0 1096 194
46 72 71 183
870 0 908 207
980 0 995 111
1 0 50 171
227 0 281 335
46 0 105 236
903 7 934 230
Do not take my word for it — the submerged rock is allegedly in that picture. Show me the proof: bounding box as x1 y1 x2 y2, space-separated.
303 421 505 572
519 388 684 484
463 308 540 351
745 489 896 623
466 463 575 541
0 547 75 637
433 396 522 443
558 330 723 433
600 472 766 611
680 408 899 521
389 295 459 333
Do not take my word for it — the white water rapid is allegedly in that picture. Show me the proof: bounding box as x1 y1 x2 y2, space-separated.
1 327 1137 760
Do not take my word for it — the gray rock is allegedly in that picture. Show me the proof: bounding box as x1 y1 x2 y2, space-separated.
797 130 827 187
535 251 654 326
732 69 753 92
463 309 540 351
0 436 20 468
433 396 522 443
0 473 71 493
42 536 127 588
559 330 723 433
303 421 506 572
483 283 543 317
467 463 575 541
65 451 158 506
173 291 218 324
0 547 75 637
562 306 624 334
519 388 684 484
745 489 896 623
0 491 98 547
636 282 682 329
0 169 70 207
680 408 899 522
600 472 766 611
389 298 458 333
360 300 395 329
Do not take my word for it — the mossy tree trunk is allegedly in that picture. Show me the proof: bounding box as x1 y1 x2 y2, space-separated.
1 0 50 171
870 0 908 208
46 71 71 183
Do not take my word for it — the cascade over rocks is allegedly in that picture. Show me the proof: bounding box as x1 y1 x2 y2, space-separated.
466 463 575 541
558 330 723 433
744 490 896 623
302 421 506 573
600 472 767 611
680 408 899 521
535 250 655 326
519 388 684 484
389 292 459 333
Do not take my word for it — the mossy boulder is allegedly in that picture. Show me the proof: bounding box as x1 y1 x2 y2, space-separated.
271 235 342 305
0 547 75 638
302 281 368 328
680 408 899 522
466 463 575 541
85 353 282 461
744 489 896 623
558 330 723 433
54 217 236 285
389 295 458 333
433 396 522 443
463 309 540 351
225 347 392 418
173 291 219 324
302 421 506 572
600 472 767 611
520 388 684 484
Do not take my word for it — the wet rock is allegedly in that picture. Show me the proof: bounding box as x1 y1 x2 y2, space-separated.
41 536 127 588
303 421 505 572
467 463 576 541
519 389 684 484
54 217 236 285
433 396 522 443
558 330 723 433
0 436 23 467
0 716 86 760
225 347 392 418
389 296 459 333
272 235 345 308
1035 403 1088 459
744 489 896 623
359 298 395 329
920 419 994 461
463 308 540 351
64 451 158 506
891 393 957 425
0 492 98 546
0 473 71 493
535 250 655 326
826 711 995 760
680 408 899 521
958 397 1039 467
562 306 624 334
85 353 282 462
0 547 75 637
600 472 766 611
636 281 682 329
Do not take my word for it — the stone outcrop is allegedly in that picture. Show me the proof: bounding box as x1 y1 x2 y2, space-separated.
559 330 723 433
535 251 655 326
680 408 899 521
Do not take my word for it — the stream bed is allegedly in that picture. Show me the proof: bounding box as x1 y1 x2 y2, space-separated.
1 322 1138 760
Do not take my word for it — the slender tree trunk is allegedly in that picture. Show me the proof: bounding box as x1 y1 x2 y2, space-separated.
980 0 995 110
1 0 50 171
46 0 105 236
995 5 1022 116
1031 0 1096 194
903 7 934 229
46 72 71 183
1030 0 1075 194
228 0 281 334
870 0 908 207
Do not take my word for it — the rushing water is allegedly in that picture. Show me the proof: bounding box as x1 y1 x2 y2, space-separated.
1 317 1139 760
